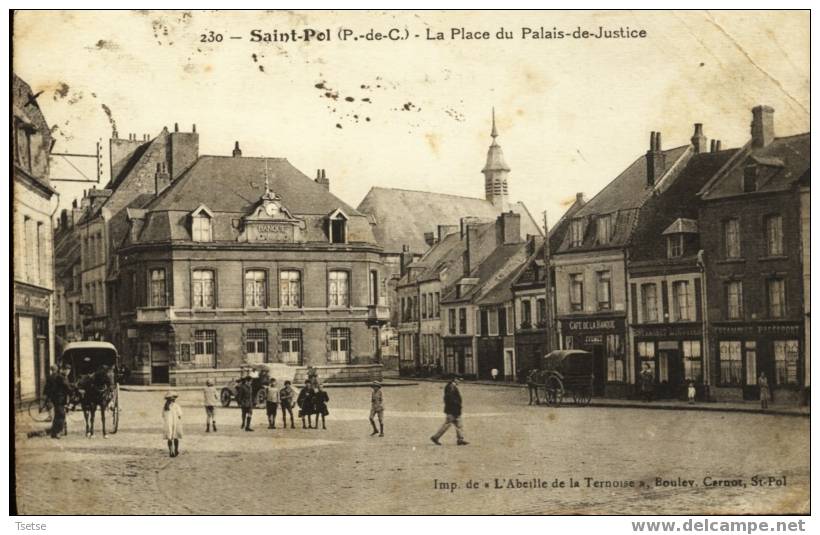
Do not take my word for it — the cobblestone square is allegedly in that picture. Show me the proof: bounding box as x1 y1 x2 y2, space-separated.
14 383 809 515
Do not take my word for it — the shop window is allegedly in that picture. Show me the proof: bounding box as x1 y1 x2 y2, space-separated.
719 341 742 385
192 270 215 309
767 278 785 318
149 268 166 307
606 334 625 382
194 330 216 368
281 328 302 365
328 270 349 308
724 219 741 259
765 215 783 256
726 281 743 320
744 341 757 386
774 340 799 385
329 328 350 363
637 341 655 378
246 329 267 363
597 271 611 311
641 283 658 323
672 281 692 321
244 270 267 308
570 273 584 311
279 270 301 308
464 346 474 376
682 341 702 382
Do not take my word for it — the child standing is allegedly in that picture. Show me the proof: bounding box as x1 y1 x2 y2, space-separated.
279 380 295 428
369 381 384 437
297 380 314 429
687 381 696 404
266 378 279 429
313 384 330 430
162 391 183 458
203 379 219 432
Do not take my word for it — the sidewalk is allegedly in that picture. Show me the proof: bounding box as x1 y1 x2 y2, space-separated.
406 376 810 417
120 380 417 392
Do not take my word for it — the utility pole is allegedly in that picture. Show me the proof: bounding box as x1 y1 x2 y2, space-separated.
543 211 554 354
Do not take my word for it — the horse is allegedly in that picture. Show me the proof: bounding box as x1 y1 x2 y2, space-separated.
76 365 115 438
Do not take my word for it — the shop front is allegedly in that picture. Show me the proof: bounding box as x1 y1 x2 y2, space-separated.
712 322 804 404
632 323 704 400
560 315 626 398
14 285 52 404
443 336 475 378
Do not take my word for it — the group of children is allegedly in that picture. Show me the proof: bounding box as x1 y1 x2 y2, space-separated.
160 378 387 457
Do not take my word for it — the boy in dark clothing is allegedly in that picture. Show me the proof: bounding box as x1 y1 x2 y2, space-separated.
296 380 314 429
279 380 295 428
47 365 72 439
431 375 468 446
313 384 329 430
238 376 254 431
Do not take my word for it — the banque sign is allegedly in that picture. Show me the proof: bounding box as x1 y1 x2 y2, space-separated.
563 318 624 332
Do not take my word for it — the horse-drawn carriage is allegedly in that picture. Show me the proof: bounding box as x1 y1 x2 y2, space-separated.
60 341 122 436
533 349 595 407
220 364 272 408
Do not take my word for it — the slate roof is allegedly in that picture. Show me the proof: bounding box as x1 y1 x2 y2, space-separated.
356 187 541 254
699 133 810 200
662 218 698 235
442 242 529 305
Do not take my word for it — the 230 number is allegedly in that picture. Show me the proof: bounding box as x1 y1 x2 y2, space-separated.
200 31 224 43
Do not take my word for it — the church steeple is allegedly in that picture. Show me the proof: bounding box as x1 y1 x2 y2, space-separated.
482 107 510 210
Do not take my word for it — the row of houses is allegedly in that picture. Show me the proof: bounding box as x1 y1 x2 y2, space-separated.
397 106 810 405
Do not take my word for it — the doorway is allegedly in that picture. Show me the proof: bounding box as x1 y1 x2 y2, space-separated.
657 349 683 399
592 344 606 396
150 342 169 384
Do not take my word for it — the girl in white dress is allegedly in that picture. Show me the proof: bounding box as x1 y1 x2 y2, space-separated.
162 391 183 457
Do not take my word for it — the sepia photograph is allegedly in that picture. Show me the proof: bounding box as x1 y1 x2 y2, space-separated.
9 8 811 520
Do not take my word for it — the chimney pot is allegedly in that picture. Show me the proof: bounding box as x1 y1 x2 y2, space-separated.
174 123 179 132
691 123 707 154
751 105 775 148
232 141 242 157
192 124 196 133
576 192 585 203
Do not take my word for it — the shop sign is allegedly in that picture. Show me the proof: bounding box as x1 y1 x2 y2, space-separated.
714 323 801 337
562 317 625 333
633 324 702 338
14 291 49 313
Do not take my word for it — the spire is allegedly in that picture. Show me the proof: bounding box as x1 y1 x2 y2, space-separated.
491 106 498 142
261 159 280 202
482 108 510 210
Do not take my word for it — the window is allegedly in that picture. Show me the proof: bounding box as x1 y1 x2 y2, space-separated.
488 309 499 336
329 214 347 244
606 334 625 382
570 219 584 248
506 304 513 334
458 308 467 334
719 341 742 385
194 330 216 367
421 294 428 319
536 298 546 326
246 329 267 363
35 222 43 284
434 292 440 318
369 270 378 306
479 310 489 336
329 328 350 363
570 273 584 311
682 341 702 382
744 341 757 386
279 270 301 308
597 271 611 311
597 215 612 244
244 270 267 308
726 281 743 320
521 299 532 327
765 215 783 256
448 309 456 335
774 340 799 385
724 219 741 259
641 283 658 323
767 278 785 318
637 341 655 377
192 214 212 242
328 270 349 307
149 268 166 306
667 234 683 258
743 165 758 192
672 281 692 321
280 328 302 364
192 270 215 308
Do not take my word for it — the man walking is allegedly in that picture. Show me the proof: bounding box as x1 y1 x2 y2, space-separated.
369 381 384 437
430 375 468 446
48 365 72 439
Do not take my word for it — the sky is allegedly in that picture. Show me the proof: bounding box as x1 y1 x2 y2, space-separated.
12 10 810 224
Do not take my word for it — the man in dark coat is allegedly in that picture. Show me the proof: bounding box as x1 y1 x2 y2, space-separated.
47 365 72 439
430 375 468 446
640 363 654 402
238 376 254 431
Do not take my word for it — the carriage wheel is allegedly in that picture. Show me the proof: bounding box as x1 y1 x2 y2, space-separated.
545 375 564 406
254 389 267 408
28 400 52 423
220 389 232 407
573 386 592 406
110 384 120 434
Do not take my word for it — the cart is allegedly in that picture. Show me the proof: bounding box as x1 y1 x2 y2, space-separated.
220 364 272 408
60 341 123 433
536 350 595 407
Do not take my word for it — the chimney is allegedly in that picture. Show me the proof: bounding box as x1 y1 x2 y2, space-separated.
437 224 458 241
316 168 330 190
495 211 521 245
710 139 722 153
169 125 200 179
399 244 414 277
646 131 665 186
751 105 775 148
174 122 179 133
232 141 242 157
576 192 586 204
59 209 69 230
192 124 196 133
424 231 437 247
690 123 707 154
155 162 170 194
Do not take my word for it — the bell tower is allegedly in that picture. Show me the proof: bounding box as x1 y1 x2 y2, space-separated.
482 108 510 210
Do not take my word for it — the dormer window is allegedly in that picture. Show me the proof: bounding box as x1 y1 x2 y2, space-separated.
596 214 612 244
662 218 698 260
570 218 585 248
667 234 684 258
743 165 758 193
191 205 214 242
328 209 348 244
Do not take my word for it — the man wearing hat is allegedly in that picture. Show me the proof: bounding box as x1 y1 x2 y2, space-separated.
430 375 468 446
369 381 384 437
47 364 72 439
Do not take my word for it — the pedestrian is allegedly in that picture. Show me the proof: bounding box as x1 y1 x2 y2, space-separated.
162 391 183 458
491 368 499 381
279 380 296 428
369 381 384 437
42 365 59 423
640 363 654 402
203 379 219 432
526 368 540 405
297 380 314 429
758 372 771 410
687 381 696 404
238 376 254 431
313 384 329 430
307 365 319 387
266 378 279 429
430 375 468 446
47 365 72 439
